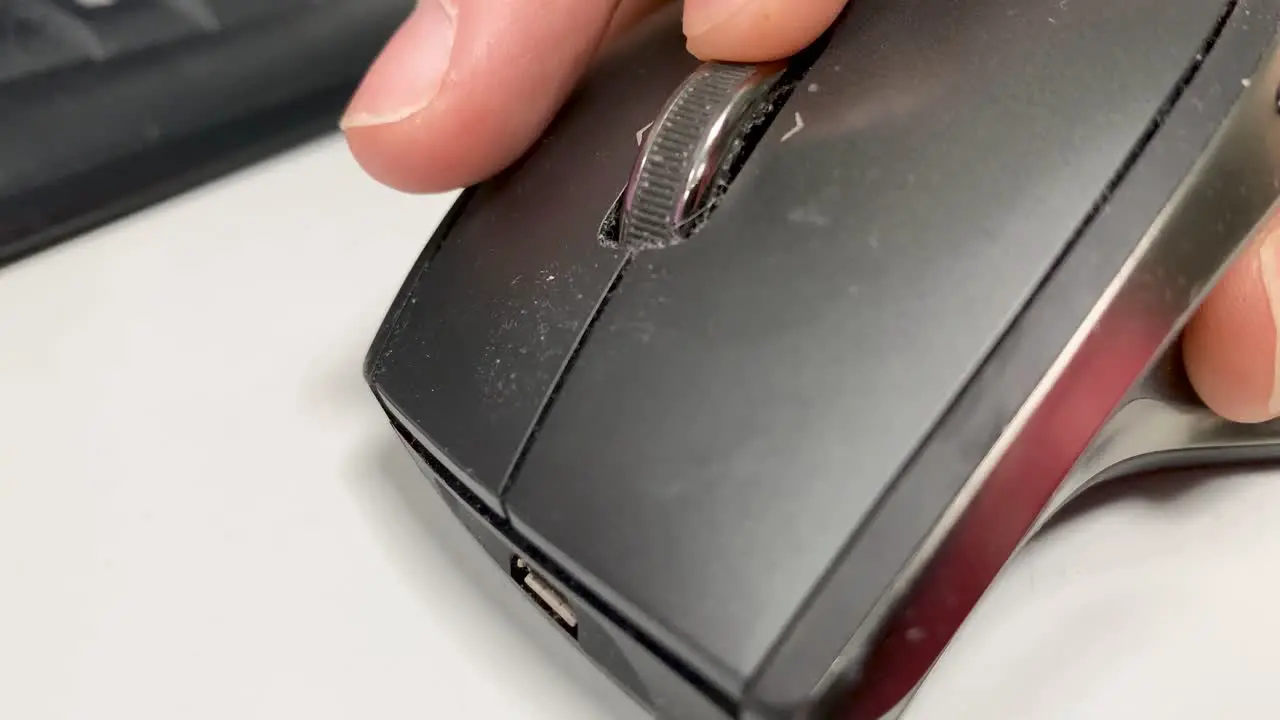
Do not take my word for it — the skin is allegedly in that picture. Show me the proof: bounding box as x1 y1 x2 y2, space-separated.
341 0 1280 425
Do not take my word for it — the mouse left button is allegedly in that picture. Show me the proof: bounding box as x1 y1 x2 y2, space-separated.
367 184 630 513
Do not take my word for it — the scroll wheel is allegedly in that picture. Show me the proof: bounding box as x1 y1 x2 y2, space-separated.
613 61 791 252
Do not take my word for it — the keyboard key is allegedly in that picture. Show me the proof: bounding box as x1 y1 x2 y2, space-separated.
44 0 206 58
0 2 93 82
197 0 311 28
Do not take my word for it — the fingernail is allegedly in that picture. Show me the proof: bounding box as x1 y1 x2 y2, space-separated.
684 0 751 37
1261 227 1280 416
341 1 457 129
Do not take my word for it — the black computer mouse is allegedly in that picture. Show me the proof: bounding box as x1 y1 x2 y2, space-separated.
364 2 1280 718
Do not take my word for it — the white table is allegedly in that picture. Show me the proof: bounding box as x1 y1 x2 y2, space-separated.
4 136 1280 719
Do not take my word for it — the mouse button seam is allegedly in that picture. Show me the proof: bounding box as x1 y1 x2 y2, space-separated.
495 250 637 502
379 384 508 515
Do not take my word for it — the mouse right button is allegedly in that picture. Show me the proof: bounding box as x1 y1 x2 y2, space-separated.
504 0 1233 706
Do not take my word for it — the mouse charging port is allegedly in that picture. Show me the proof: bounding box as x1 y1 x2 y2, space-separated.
510 557 579 639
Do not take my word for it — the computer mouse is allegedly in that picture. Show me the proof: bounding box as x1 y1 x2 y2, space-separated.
364 1 1280 718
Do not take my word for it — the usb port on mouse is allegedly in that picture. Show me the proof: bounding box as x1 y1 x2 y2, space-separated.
510 557 579 638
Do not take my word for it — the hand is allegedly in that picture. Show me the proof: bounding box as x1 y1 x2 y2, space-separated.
340 0 1278 425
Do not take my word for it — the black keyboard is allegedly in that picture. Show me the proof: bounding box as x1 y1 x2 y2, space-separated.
0 0 413 267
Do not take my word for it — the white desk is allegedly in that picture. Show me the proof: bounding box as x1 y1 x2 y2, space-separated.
4 137 1280 719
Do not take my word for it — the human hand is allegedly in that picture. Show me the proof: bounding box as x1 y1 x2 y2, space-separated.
340 0 1279 426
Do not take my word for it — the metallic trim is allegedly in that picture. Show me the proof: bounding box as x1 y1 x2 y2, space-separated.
613 61 786 251
830 22 1280 720
1038 346 1280 530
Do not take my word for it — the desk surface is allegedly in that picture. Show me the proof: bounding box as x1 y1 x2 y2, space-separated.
3 136 1280 719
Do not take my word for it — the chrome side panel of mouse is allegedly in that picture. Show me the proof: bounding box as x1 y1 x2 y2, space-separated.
826 6 1280 717
1038 345 1280 535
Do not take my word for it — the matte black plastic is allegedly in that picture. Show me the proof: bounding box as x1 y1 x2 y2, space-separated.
367 20 701 511
0 3 92 82
197 0 305 27
0 0 412 267
506 0 1230 693
43 0 204 56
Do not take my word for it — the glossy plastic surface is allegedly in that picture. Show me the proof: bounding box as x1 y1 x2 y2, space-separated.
365 1 1280 717
509 0 1229 695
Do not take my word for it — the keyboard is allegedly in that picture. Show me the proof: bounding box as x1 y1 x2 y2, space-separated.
0 0 413 267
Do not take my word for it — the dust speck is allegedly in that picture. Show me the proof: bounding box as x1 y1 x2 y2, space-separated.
788 206 830 226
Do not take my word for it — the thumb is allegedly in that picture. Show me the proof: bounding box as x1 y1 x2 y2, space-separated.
342 0 624 193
